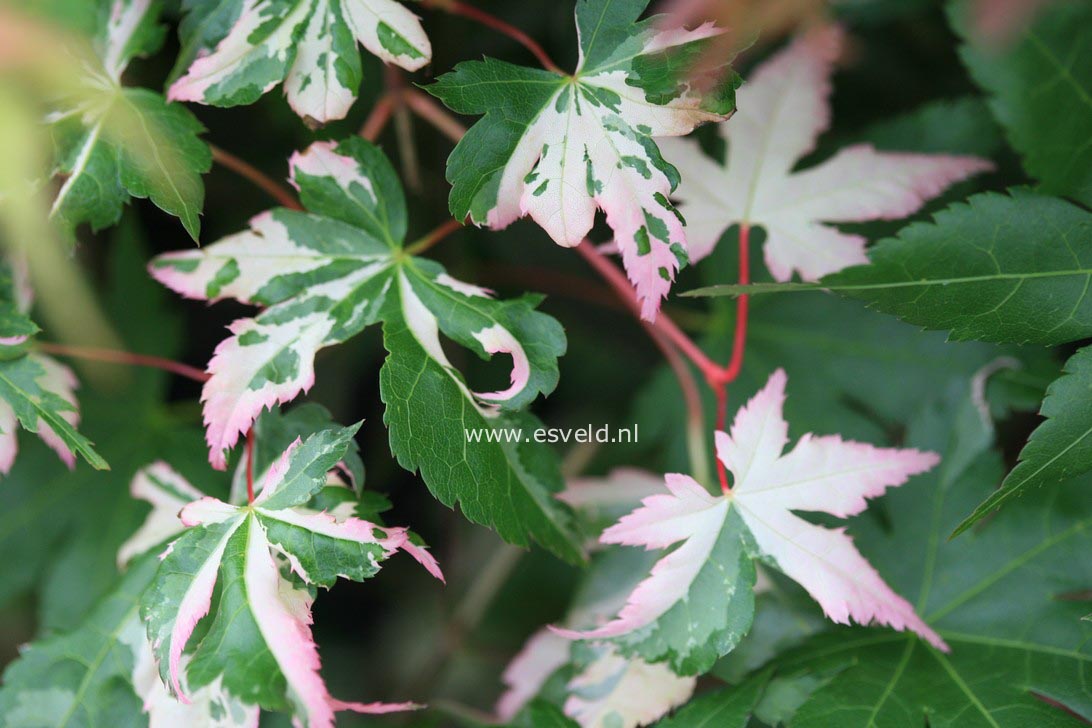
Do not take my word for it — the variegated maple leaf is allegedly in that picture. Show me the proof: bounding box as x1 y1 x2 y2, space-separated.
150 137 583 562
427 0 741 321
169 0 431 126
48 0 210 239
138 425 441 728
498 629 695 728
659 25 992 280
554 369 944 674
0 259 105 473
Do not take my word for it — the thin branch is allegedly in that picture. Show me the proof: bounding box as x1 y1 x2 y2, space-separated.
574 242 725 383
209 144 301 210
394 102 423 193
406 218 463 255
724 224 750 382
574 240 754 492
714 225 751 493
36 342 210 383
423 0 564 74
361 67 408 141
646 325 710 487
402 89 467 143
714 381 730 492
359 91 399 142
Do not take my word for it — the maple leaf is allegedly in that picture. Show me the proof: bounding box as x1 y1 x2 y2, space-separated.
426 0 740 321
139 425 441 727
498 628 696 728
48 0 210 240
150 137 583 562
0 258 105 473
497 543 695 727
658 24 992 281
553 369 943 674
169 0 431 126
952 0 1092 206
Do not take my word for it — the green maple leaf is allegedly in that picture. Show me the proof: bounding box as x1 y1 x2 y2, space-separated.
751 389 1092 727
427 0 740 320
951 0 1092 207
150 136 583 563
954 345 1092 536
48 0 210 240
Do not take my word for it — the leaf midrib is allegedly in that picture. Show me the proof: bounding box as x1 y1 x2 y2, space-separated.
54 602 139 728
686 267 1092 299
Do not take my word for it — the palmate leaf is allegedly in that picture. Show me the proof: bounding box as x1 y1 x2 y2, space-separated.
951 0 1092 207
686 188 1092 346
659 24 991 280
150 137 584 562
954 345 1092 536
753 389 1092 727
555 370 942 676
0 408 380 727
0 557 258 728
169 0 431 126
140 425 442 728
426 0 740 321
47 0 210 240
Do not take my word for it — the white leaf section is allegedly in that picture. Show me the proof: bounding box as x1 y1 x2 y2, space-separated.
496 628 571 721
170 0 431 124
565 650 695 728
559 467 672 514
341 0 431 68
124 617 260 728
102 0 154 80
118 463 207 566
151 212 330 305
